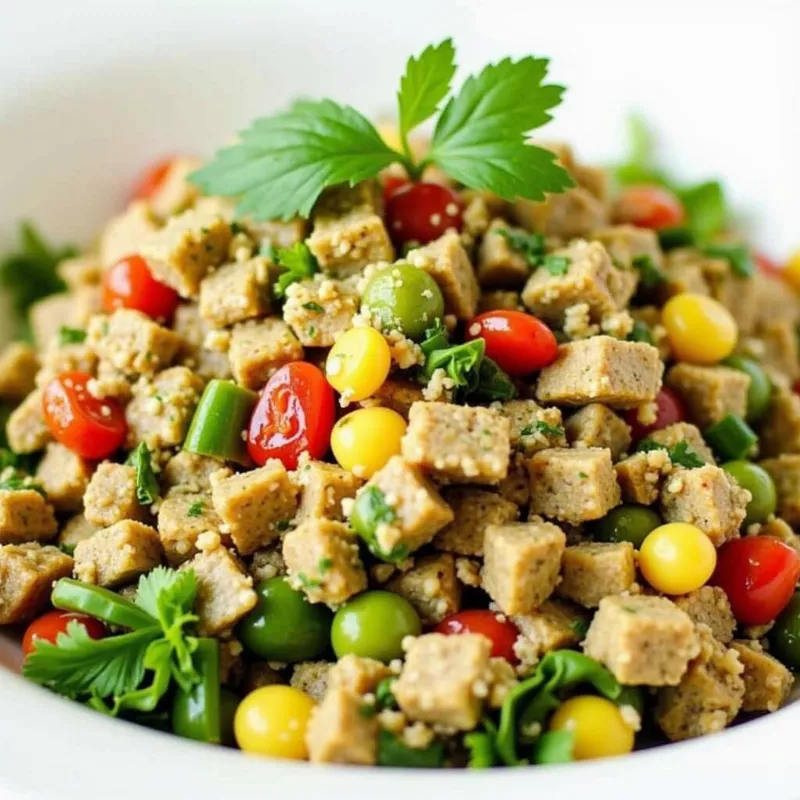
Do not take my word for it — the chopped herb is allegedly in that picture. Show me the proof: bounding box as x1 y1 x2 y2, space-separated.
273 242 318 299
317 557 333 573
187 502 204 518
627 319 655 345
497 228 570 276
657 227 695 251
637 438 704 469
297 573 322 590
0 221 76 339
0 472 46 496
259 240 276 260
275 520 293 533
541 254 570 276
58 326 86 346
578 472 588 479
350 486 406 563
701 242 754 278
622 605 639 614
190 41 572 221
375 677 398 711
0 447 38 474
306 325 317 338
125 442 160 505
568 619 590 638
302 302 324 313
229 221 246 235
359 702 377 718
632 254 666 289
520 420 564 439
60 543 76 557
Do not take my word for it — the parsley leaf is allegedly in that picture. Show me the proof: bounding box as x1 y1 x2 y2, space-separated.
125 442 159 506
532 730 574 765
274 242 318 299
190 100 399 221
471 357 517 402
637 439 704 469
424 338 485 392
351 486 407 562
58 326 87 346
541 255 571 276
429 57 572 201
397 38 457 145
632 254 666 289
678 181 727 241
302 301 324 313
497 228 546 268
0 472 46 496
520 420 565 439
627 319 655 345
0 222 75 338
702 242 754 278
187 501 204 518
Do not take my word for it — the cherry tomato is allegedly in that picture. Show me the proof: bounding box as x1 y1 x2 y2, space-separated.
382 175 410 204
103 254 180 321
434 609 520 664
42 371 127 460
385 181 463 247
466 310 558 376
615 185 685 230
247 362 335 470
624 387 686 442
22 610 106 657
754 252 783 279
130 156 175 201
712 537 800 625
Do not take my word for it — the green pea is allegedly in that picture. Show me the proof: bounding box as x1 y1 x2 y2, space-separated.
770 592 800 669
237 577 332 662
721 460 777 526
361 264 444 341
593 505 662 548
331 590 421 662
723 355 772 423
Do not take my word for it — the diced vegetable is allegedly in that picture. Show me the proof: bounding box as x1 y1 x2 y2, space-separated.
720 461 776 525
172 638 222 744
51 578 157 630
377 729 445 768
22 609 106 658
704 414 758 461
723 355 772 423
103 255 180 321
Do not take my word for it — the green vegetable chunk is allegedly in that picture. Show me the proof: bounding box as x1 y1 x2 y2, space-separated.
723 355 771 423
171 638 222 744
58 326 87 346
361 264 444 340
771 593 800 669
350 486 407 562
273 242 319 299
531 730 574 765
237 577 332 662
331 590 421 663
126 442 160 505
593 505 661 548
721 460 777 526
377 729 445 768
184 380 258 465
51 578 157 630
704 414 758 461
702 242 754 278
464 730 496 768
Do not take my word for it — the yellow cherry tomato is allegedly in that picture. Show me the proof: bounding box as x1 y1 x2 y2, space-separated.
331 407 407 478
784 249 800 292
638 522 717 595
662 293 738 364
549 695 635 761
326 327 391 402
234 685 315 760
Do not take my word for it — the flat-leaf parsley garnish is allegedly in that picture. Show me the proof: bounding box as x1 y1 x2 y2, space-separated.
190 41 572 221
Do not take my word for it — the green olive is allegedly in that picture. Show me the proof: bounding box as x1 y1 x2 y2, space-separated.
593 505 662 548
237 577 332 662
721 460 777 526
331 590 421 662
771 592 800 669
361 264 444 340
723 355 772 423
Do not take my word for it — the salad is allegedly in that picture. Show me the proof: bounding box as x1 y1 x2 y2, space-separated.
2 38 800 768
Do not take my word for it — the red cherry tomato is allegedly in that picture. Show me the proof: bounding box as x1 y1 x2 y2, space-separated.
382 175 410 204
466 310 558 376
615 186 686 230
755 252 783 279
42 371 127 460
247 362 336 470
624 387 686 441
103 254 180 321
385 181 463 247
435 609 520 664
22 610 106 657
130 157 175 201
712 537 800 625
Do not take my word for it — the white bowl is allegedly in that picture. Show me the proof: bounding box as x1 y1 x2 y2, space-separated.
2 1 799 798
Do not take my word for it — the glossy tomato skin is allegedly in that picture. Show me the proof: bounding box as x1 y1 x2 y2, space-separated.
435 609 520 664
712 537 800 625
382 175 410 204
385 182 463 247
42 372 127 459
624 387 686 441
22 610 106 657
755 252 783 279
130 157 174 201
103 254 180 321
466 310 558 376
247 362 335 470
615 185 685 230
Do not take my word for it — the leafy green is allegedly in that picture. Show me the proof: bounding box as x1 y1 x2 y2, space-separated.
678 181 727 241
191 42 571 220
465 730 496 768
58 326 87 346
540 255 571 276
375 677 399 711
632 254 666 289
187 501 204 518
470 357 517 402
494 650 620 766
496 228 569 275
377 730 445 768
626 320 655 345
531 730 574 764
125 442 159 505
301 301 324 313
397 39 457 160
274 242 319 299
702 242 754 278
657 227 695 251
0 221 75 337
0 472 46 496
424 339 485 392
520 420 564 439
419 320 450 360
636 438 704 469
351 486 408 562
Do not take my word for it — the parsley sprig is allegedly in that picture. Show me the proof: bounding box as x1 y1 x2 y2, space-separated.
636 438 704 469
273 242 319 299
496 228 571 276
24 569 202 715
190 40 572 221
